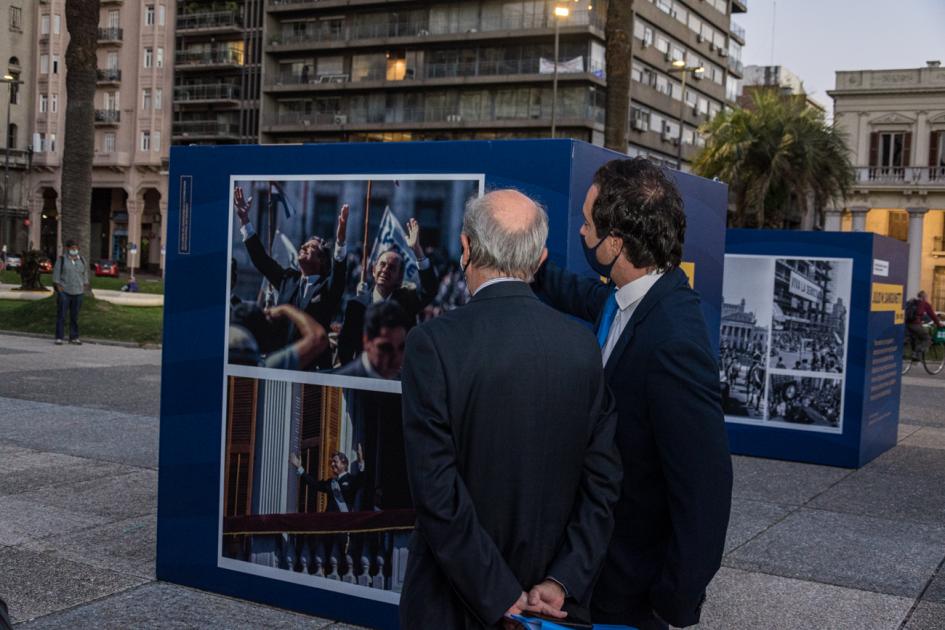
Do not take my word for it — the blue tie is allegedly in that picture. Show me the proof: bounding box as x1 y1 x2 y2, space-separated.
597 290 618 348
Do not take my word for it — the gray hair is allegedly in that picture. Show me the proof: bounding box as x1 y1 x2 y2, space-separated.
462 191 549 282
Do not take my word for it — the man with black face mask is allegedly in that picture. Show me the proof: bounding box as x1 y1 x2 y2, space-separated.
532 158 732 629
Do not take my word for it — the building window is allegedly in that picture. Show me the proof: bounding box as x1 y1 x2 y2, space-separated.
7 123 16 149
40 54 49 74
156 47 164 68
107 51 119 70
154 88 162 110
51 93 57 113
140 131 150 151
144 48 153 68
107 9 120 29
888 211 908 242
40 14 50 35
52 55 59 74
39 94 48 113
7 69 19 104
104 131 116 153
158 5 165 26
145 5 154 26
142 89 151 110
153 131 161 152
9 6 22 31
48 133 56 152
53 14 61 34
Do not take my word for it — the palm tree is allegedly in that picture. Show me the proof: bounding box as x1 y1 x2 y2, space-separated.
693 89 854 229
603 0 633 152
60 0 101 263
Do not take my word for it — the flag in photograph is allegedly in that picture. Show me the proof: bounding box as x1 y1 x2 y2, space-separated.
269 181 297 219
368 207 419 286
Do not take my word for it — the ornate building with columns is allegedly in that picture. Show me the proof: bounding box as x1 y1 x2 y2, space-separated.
27 0 174 271
827 61 945 308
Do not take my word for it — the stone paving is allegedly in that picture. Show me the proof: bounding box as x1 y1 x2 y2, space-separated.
0 332 943 629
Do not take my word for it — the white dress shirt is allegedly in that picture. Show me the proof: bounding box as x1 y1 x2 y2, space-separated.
473 277 521 296
601 271 664 365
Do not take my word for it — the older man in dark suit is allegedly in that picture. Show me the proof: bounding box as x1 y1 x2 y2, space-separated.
400 190 622 628
533 158 733 629
234 187 348 369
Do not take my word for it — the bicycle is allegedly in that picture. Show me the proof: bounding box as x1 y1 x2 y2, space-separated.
903 323 945 375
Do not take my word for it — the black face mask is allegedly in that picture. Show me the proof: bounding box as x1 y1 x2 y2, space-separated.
582 234 620 280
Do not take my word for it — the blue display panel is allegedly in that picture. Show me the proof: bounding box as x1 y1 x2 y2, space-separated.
157 140 727 627
722 230 907 468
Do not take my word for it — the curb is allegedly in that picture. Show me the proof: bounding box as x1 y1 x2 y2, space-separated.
0 329 162 350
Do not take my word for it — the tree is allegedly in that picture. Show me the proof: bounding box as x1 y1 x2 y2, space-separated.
60 0 101 264
694 89 854 229
603 0 633 152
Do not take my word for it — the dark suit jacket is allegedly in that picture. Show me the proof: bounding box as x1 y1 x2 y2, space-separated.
244 233 346 366
300 468 364 513
534 263 733 628
337 263 440 364
400 281 622 629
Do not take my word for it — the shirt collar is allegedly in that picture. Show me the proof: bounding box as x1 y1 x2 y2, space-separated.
614 270 664 312
473 277 522 296
360 352 385 379
372 287 389 303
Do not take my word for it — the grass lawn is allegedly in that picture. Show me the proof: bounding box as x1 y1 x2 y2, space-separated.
0 270 164 294
0 294 163 345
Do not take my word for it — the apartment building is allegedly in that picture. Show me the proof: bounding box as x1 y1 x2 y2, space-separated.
1 0 35 254
258 0 746 168
828 61 945 305
739 64 826 113
28 0 174 270
173 0 264 145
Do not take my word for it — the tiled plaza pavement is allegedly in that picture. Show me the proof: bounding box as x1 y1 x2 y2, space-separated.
0 332 942 629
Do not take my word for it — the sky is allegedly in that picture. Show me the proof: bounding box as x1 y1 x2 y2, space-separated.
736 0 945 110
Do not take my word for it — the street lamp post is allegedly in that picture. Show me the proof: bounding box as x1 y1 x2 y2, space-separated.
667 60 704 170
551 5 570 138
1 74 24 258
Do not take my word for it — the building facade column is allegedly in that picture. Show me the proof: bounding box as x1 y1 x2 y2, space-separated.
823 208 843 231
906 207 928 298
126 198 142 275
850 206 869 232
27 194 43 252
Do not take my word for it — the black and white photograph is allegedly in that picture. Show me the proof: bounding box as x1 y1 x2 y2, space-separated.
721 255 851 434
226 175 482 384
768 258 851 374
765 374 843 429
720 256 774 420
220 376 413 603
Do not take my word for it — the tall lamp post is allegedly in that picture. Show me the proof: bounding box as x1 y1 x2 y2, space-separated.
667 60 704 170
1 74 23 258
550 5 570 138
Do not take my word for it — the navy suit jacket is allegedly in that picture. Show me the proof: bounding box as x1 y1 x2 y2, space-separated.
534 263 733 628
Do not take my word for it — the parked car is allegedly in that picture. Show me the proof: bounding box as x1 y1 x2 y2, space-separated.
2 255 21 272
94 259 120 277
38 258 53 273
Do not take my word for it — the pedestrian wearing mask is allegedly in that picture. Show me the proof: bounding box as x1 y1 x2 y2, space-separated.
52 239 90 345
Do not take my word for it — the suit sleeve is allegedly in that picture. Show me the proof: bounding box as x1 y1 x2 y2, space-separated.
532 261 610 324
547 377 622 603
401 326 523 625
645 338 733 627
244 233 287 288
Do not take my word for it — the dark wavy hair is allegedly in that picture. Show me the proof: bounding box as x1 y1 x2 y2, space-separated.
590 158 686 271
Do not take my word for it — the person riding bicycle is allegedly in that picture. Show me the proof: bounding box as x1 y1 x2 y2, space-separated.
906 290 943 357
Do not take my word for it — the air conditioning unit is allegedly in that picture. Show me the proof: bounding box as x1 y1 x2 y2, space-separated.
333 114 347 125
446 114 463 123
708 43 716 52
631 119 648 132
719 49 729 57
662 129 677 143
693 71 703 80
417 28 430 36
664 51 673 62
696 34 704 43
641 39 650 48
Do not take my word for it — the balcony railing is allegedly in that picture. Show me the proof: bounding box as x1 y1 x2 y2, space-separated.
174 84 241 102
269 104 605 128
855 166 945 186
173 120 241 137
94 109 121 124
176 11 242 31
96 68 122 83
268 12 604 47
730 22 746 41
97 27 123 42
727 57 744 75
1 148 31 169
175 48 244 67
273 57 603 88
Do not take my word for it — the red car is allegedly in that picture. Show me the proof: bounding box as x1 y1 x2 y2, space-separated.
94 259 120 277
